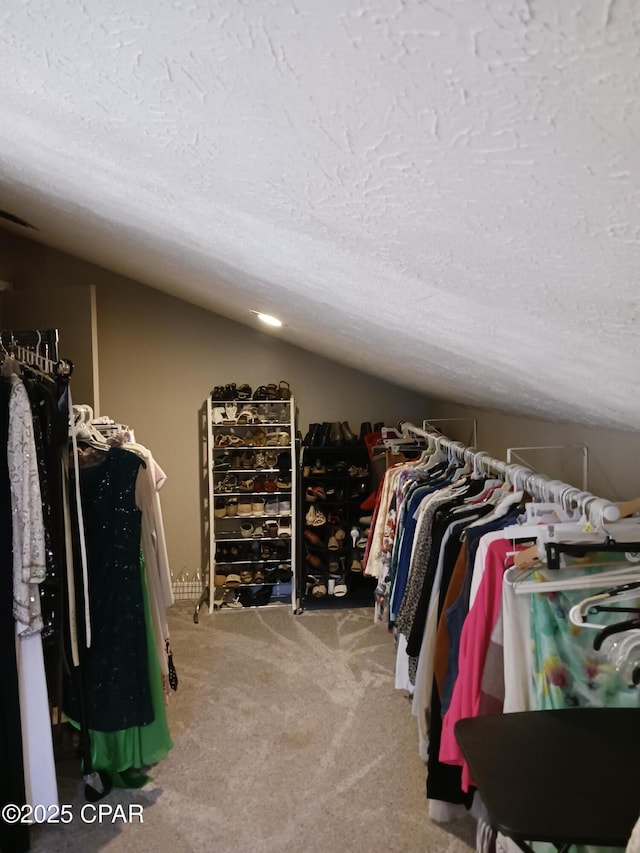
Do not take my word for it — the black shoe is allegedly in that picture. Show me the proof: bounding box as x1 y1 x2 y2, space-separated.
329 422 343 446
303 423 319 445
340 421 357 444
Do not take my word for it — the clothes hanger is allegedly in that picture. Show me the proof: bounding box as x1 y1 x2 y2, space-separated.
505 559 640 596
568 581 640 631
592 618 640 651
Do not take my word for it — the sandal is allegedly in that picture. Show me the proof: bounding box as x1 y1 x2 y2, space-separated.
277 380 291 400
253 428 267 447
238 477 254 492
305 506 327 526
223 403 238 423
219 474 238 492
333 576 348 597
241 451 255 468
311 578 327 597
214 451 232 471
237 407 258 424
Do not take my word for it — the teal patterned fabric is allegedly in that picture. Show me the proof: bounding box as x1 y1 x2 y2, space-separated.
527 572 640 853
531 582 640 711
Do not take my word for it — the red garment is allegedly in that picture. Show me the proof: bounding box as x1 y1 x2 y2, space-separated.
438 538 516 792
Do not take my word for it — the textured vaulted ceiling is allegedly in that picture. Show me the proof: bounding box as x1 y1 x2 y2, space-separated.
1 0 639 428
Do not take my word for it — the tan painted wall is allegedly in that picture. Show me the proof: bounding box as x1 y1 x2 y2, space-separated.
0 227 434 575
426 399 640 503
95 275 434 574
2 225 638 576
0 230 97 406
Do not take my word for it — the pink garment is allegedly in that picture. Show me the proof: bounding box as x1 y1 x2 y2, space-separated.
438 537 517 791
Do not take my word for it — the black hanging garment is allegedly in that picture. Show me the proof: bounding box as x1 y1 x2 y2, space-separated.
64 447 153 731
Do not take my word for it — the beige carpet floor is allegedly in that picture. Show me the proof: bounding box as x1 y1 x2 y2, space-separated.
30 604 476 853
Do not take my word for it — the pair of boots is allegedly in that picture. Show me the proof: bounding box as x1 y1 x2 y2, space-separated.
304 421 358 447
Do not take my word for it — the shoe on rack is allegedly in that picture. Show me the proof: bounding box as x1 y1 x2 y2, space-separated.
306 553 324 572
265 520 278 538
311 578 327 597
264 476 278 492
305 506 327 527
329 422 343 446
251 498 265 515
277 380 291 400
340 421 357 444
238 497 252 516
265 498 279 515
237 384 252 400
327 533 339 551
303 423 319 446
223 589 243 608
359 422 372 440
277 521 291 539
214 498 227 519
333 576 348 597
224 383 237 399
278 498 291 514
303 529 324 549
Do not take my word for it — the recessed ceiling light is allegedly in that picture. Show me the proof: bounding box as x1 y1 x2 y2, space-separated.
252 311 283 327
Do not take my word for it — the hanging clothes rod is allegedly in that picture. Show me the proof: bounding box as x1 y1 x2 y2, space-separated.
399 421 621 527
